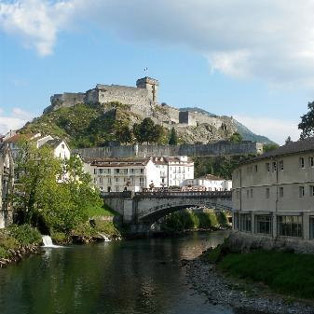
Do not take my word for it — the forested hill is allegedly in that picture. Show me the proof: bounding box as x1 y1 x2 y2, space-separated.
20 101 274 149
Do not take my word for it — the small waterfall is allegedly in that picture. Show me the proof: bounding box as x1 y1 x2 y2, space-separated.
42 235 61 248
98 233 111 242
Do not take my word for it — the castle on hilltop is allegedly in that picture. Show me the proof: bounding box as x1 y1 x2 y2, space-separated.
45 77 159 114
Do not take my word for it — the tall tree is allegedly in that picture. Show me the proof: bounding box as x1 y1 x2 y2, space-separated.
169 127 178 145
14 141 102 233
133 118 164 144
115 125 133 144
299 101 314 139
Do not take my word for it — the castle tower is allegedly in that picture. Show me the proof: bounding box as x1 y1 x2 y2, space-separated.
136 77 159 103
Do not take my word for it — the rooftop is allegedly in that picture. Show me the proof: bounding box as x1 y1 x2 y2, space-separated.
243 137 314 164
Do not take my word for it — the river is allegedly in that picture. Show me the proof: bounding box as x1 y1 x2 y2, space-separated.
0 231 234 314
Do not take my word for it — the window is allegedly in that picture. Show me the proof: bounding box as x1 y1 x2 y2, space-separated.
139 177 144 187
279 187 284 198
310 186 314 197
266 163 270 172
310 157 314 168
61 144 65 149
300 157 305 169
299 186 305 198
239 214 251 232
115 177 119 183
98 177 103 184
255 165 258 172
279 160 284 171
277 215 302 237
234 213 240 230
99 169 103 174
94 169 97 175
266 188 270 199
140 169 144 174
114 169 120 174
250 189 253 198
247 190 250 198
108 178 112 184
272 161 277 172
255 215 272 235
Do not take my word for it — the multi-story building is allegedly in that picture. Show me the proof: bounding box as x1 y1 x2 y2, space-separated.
84 158 161 192
152 156 194 187
85 156 194 192
182 174 232 191
232 137 314 240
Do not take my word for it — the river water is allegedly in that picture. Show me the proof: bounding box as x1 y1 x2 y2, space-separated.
0 231 234 314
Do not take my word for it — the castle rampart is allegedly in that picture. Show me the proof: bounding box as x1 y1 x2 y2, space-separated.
74 141 263 160
45 77 159 114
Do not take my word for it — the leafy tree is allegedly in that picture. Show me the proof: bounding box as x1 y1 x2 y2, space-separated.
133 118 164 144
169 127 178 145
14 141 103 234
263 143 279 153
299 101 314 139
115 125 133 144
229 132 243 143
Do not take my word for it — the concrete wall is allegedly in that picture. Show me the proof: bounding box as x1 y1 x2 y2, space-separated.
74 141 262 159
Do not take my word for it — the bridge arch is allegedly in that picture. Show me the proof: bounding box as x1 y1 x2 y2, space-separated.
138 202 231 225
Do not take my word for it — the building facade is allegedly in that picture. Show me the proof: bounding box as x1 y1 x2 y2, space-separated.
182 174 232 191
232 137 314 240
85 156 194 192
0 144 14 228
84 158 161 192
152 156 194 187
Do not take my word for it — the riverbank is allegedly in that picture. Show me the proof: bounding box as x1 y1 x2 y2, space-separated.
0 225 42 268
186 234 314 314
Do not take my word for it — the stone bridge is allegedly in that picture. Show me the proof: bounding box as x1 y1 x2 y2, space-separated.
101 191 232 232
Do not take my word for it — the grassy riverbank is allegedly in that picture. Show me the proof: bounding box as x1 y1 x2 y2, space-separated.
161 209 229 233
205 245 314 300
0 225 42 264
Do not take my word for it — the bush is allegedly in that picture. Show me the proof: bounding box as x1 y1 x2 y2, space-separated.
8 224 42 245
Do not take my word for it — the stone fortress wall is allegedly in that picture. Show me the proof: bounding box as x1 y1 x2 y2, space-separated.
46 77 159 117
44 76 229 129
74 141 263 160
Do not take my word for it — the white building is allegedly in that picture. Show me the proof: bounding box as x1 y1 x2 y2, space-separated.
181 174 232 191
152 156 194 187
3 133 70 160
85 158 161 192
41 139 71 160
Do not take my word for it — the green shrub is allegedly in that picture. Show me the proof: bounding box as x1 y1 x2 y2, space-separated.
8 224 42 245
0 247 10 259
51 232 70 244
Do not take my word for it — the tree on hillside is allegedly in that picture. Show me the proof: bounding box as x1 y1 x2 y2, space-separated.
263 143 279 152
169 127 178 145
133 118 164 144
299 101 314 139
229 132 243 143
115 125 133 144
14 141 102 234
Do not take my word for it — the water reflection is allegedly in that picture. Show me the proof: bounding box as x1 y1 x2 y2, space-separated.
0 231 233 314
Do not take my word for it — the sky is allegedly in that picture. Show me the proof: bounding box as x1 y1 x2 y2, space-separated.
1 0 314 144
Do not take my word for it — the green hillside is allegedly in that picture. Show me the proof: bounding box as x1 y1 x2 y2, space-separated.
21 102 139 148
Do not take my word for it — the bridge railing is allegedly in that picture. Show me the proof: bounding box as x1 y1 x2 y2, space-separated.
134 191 232 199
101 190 232 199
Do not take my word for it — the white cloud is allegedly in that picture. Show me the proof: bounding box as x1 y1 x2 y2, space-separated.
0 107 34 134
234 114 301 145
2 0 314 85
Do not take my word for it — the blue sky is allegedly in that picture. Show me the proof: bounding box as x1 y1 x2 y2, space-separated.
1 0 314 144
